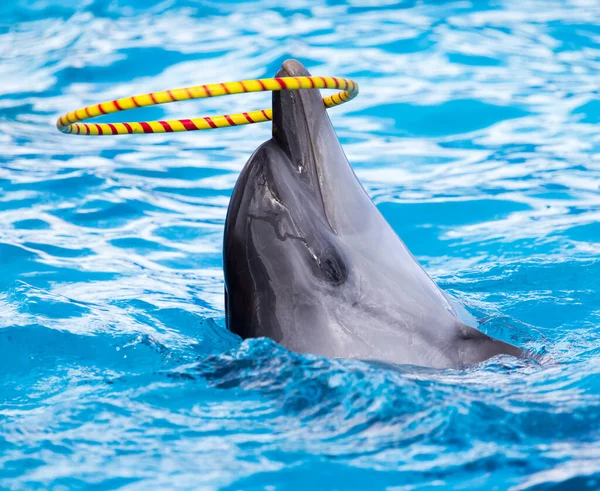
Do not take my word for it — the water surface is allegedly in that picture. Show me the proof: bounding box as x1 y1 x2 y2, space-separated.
1 0 600 489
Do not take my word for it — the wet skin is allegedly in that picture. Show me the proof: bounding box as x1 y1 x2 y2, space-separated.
223 59 524 369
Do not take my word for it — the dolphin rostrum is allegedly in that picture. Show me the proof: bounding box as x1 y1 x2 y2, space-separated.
223 59 524 368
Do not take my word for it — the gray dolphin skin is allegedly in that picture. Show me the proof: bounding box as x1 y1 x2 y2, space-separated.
223 59 524 369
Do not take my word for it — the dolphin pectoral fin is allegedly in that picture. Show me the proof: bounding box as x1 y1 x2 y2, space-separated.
457 323 526 366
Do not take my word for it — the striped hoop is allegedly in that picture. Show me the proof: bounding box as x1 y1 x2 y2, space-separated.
56 76 359 136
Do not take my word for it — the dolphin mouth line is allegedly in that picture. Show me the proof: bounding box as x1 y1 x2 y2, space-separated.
274 67 344 234
297 88 338 234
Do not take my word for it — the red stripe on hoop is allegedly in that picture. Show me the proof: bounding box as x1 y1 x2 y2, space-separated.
203 85 212 96
113 100 122 111
204 117 217 128
149 93 158 104
240 81 248 92
221 83 230 94
275 78 286 89
139 122 153 133
179 119 198 131
107 123 118 135
94 124 103 135
261 109 271 120
85 125 90 135
257 79 267 91
132 97 141 108
98 104 107 115
167 90 176 101
123 123 133 134
224 114 236 126
243 112 254 123
158 121 174 132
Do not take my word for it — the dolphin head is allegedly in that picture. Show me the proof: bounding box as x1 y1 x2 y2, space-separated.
223 59 525 368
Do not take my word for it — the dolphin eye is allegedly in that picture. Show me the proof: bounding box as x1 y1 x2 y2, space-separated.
318 251 347 285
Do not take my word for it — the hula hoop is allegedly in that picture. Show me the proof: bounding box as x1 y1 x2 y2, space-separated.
56 76 359 136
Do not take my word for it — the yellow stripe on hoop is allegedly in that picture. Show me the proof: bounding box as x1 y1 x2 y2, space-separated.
56 76 359 136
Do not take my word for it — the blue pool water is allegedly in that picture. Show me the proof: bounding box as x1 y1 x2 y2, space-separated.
1 0 600 489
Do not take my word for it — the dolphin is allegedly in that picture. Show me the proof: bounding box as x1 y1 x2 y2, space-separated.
223 59 525 369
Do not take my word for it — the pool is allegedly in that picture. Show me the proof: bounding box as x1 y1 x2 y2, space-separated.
1 0 599 489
